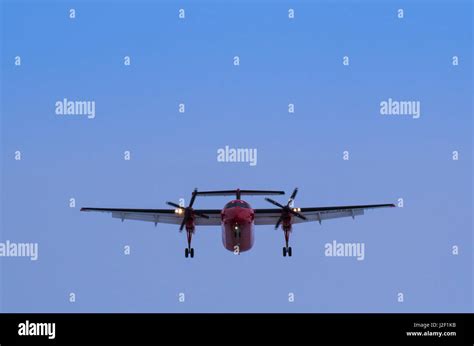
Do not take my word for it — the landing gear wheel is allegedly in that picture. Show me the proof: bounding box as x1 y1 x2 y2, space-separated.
288 246 292 257
283 247 287 257
190 248 194 258
185 248 189 258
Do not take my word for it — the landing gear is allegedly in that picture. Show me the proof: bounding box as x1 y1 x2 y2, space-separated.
185 247 195 258
233 225 241 240
282 228 292 257
282 246 292 257
184 229 195 258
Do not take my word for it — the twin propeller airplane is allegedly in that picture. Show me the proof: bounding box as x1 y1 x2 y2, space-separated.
81 188 395 258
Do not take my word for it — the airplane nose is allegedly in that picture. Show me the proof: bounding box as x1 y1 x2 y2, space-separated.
224 207 253 225
236 210 253 223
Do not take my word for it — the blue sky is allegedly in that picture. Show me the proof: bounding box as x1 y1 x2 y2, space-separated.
0 0 472 312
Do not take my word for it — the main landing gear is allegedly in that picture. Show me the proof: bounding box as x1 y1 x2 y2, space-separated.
283 246 292 257
282 228 293 257
185 247 194 258
184 229 195 258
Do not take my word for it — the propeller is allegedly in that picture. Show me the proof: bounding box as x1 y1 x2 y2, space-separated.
265 187 307 230
167 188 209 232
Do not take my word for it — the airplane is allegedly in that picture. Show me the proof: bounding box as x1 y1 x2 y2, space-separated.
81 188 395 258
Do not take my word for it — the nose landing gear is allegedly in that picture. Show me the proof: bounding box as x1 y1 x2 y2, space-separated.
233 224 241 241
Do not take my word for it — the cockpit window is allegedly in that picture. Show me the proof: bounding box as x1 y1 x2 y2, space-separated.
224 201 250 209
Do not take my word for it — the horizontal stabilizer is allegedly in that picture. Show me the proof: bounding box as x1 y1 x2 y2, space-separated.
195 189 284 199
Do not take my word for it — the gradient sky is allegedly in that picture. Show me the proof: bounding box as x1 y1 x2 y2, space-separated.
0 0 472 312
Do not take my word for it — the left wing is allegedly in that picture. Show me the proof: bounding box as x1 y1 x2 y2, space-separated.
80 207 222 226
254 204 395 225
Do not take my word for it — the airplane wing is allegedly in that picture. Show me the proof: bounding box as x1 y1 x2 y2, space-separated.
80 207 222 226
254 203 395 225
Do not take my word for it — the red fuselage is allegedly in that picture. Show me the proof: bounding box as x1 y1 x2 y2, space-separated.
220 199 255 252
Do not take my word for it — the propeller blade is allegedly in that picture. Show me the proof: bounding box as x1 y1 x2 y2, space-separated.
275 216 283 230
167 201 182 209
179 217 187 232
189 188 198 208
265 197 285 209
289 187 298 202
